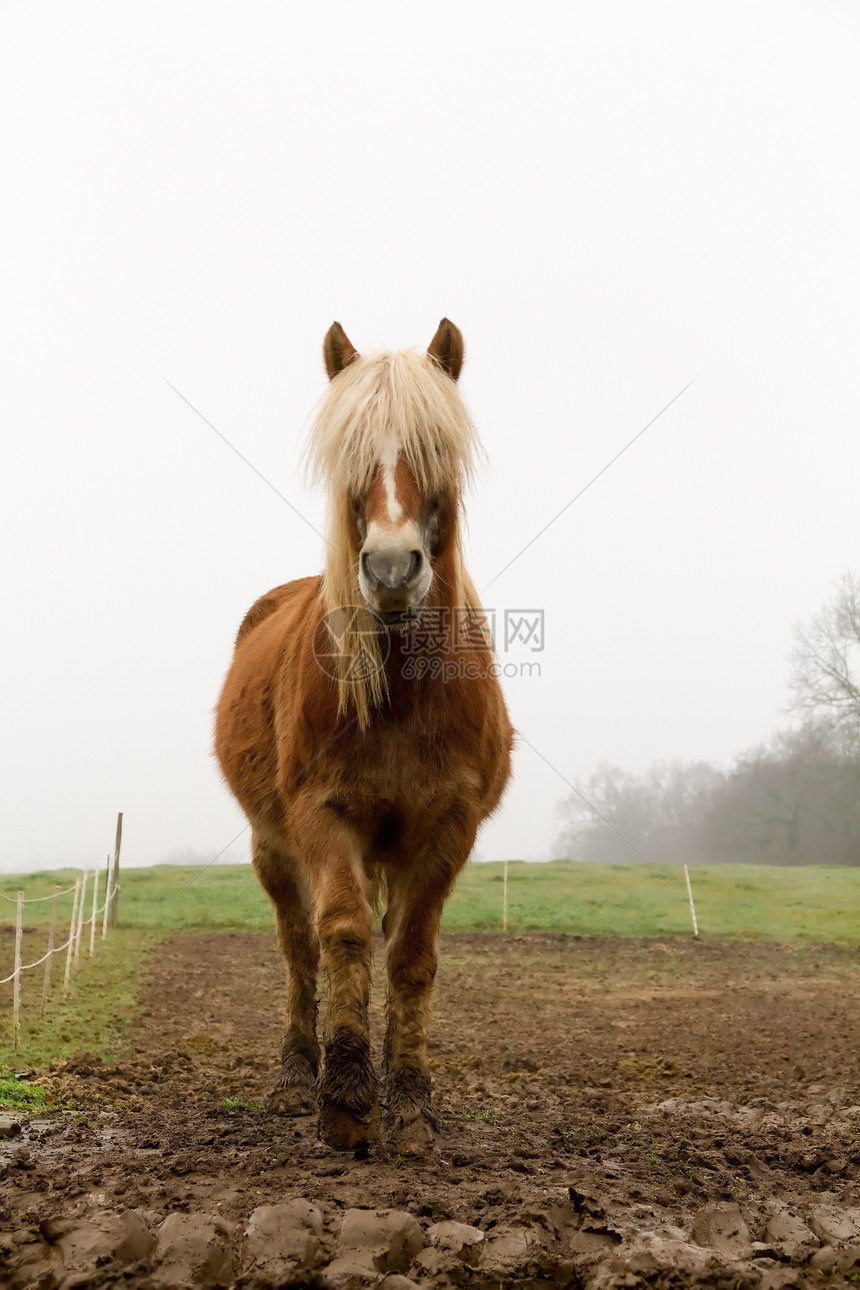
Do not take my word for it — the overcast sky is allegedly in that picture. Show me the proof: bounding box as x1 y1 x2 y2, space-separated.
2 2 859 875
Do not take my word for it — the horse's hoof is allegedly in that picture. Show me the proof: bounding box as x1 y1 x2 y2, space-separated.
319 1101 379 1152
385 1109 437 1156
268 1083 316 1117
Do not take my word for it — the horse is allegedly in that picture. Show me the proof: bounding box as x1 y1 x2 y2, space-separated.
214 319 513 1154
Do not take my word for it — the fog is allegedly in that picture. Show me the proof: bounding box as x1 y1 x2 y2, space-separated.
2 3 859 874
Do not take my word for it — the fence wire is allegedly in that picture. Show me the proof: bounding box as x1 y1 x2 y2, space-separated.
0 884 79 904
1 881 120 984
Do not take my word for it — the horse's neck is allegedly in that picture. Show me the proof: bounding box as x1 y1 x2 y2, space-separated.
382 555 466 702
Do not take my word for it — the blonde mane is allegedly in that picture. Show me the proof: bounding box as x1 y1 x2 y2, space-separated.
305 347 488 727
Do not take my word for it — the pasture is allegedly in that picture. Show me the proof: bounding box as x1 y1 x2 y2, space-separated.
1 860 859 1287
5 857 857 940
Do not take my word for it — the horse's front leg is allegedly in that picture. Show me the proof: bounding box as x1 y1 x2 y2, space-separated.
292 803 379 1151
253 834 320 1116
383 819 474 1154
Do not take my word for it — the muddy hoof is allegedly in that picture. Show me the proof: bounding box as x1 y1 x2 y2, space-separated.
319 1101 379 1152
385 1107 437 1155
268 1082 316 1117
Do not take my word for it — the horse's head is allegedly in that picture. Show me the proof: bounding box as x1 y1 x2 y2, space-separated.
321 319 467 627
307 319 486 721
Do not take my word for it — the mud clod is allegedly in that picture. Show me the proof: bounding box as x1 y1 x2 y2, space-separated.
426 1219 484 1264
328 1208 422 1279
154 1212 235 1285
0 1116 23 1140
242 1200 323 1275
691 1201 751 1256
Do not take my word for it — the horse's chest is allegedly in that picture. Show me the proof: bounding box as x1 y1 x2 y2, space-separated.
339 716 469 812
362 725 445 795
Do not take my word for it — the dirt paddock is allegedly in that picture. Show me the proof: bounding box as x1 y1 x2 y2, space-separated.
2 931 859 1288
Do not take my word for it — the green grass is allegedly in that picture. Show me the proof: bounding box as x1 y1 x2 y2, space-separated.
221 1095 266 1113
462 1107 500 1124
446 859 857 942
0 927 160 1075
2 858 856 942
0 865 272 932
0 1072 54 1113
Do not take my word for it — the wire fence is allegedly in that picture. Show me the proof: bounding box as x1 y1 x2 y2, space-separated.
1 866 120 1051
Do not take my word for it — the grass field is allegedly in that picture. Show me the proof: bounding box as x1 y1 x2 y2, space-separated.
2 859 857 942
0 927 158 1072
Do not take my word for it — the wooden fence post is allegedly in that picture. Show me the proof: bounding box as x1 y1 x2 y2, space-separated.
102 854 110 940
12 892 23 1050
40 886 60 1017
684 864 700 937
74 872 87 967
63 879 81 996
89 869 99 957
110 812 123 928
502 859 509 932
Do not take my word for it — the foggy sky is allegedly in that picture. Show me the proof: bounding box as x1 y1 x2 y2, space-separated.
3 2 860 873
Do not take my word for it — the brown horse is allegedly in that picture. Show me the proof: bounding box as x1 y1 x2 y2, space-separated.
215 320 512 1153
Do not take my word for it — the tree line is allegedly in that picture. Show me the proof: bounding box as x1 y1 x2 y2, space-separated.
556 571 860 866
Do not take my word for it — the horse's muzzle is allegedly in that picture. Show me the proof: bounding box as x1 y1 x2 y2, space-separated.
370 597 428 628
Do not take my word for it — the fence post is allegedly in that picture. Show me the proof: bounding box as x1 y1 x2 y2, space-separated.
89 869 99 957
684 864 700 938
40 886 60 1017
63 879 81 995
110 812 123 928
102 855 110 940
502 859 509 932
12 892 23 1050
74 872 87 967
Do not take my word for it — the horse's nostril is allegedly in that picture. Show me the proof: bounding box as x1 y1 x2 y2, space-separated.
406 551 423 586
360 551 377 589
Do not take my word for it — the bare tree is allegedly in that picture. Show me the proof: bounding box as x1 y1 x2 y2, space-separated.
789 571 860 732
556 728 860 867
554 760 724 864
702 721 860 866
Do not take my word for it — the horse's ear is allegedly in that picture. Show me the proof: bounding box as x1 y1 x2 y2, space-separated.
323 322 359 380
427 318 464 382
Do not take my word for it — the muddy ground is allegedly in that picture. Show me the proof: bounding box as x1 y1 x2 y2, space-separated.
2 931 859 1288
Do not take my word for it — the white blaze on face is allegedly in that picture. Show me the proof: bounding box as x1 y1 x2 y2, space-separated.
358 452 434 611
382 457 403 524
363 516 426 561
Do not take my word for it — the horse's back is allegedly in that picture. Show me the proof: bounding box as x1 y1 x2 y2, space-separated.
234 577 320 647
